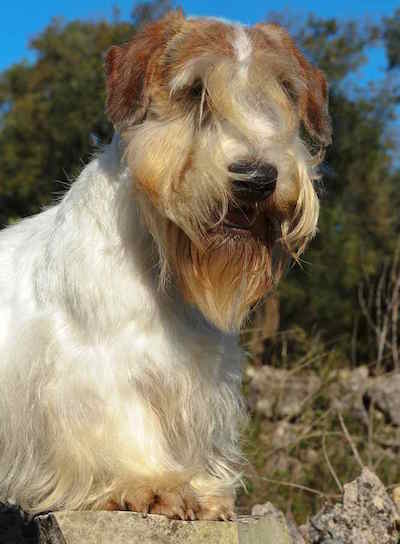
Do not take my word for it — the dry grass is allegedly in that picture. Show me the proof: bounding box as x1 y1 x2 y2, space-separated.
237 327 400 523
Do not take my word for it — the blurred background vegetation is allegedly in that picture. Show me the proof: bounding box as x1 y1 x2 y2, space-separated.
1 0 400 524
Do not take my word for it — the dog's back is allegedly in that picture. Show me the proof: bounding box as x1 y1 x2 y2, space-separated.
0 208 58 347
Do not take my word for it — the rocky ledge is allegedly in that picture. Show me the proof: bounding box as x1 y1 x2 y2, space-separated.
1 469 399 544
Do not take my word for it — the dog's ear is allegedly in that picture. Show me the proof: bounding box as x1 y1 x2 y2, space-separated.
255 23 332 146
105 10 185 126
294 52 332 147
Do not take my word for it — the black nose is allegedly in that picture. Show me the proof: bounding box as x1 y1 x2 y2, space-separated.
229 161 278 202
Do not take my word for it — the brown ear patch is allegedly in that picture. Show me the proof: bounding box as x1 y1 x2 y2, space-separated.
164 19 235 73
253 23 332 146
105 10 185 125
292 45 331 146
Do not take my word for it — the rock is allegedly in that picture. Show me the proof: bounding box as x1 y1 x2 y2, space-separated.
329 366 370 423
305 468 400 543
393 487 400 512
36 509 294 543
246 365 321 419
251 503 304 543
286 519 306 544
337 366 369 394
270 420 299 449
367 373 400 426
0 501 39 544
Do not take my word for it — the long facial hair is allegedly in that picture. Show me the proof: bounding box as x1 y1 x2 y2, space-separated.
166 222 278 331
121 111 321 332
109 14 329 332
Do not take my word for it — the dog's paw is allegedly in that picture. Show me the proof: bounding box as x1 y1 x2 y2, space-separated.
148 487 199 520
107 484 199 520
197 495 236 521
105 487 154 514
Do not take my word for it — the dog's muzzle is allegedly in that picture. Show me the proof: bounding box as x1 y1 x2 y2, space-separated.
223 161 278 233
229 161 277 203
224 161 278 232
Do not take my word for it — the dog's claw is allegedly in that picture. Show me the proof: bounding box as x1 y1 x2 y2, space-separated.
109 487 236 523
176 507 186 520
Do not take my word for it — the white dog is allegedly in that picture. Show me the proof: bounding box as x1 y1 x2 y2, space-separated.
0 11 330 520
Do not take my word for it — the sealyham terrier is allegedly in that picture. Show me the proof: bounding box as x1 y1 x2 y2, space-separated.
0 11 330 520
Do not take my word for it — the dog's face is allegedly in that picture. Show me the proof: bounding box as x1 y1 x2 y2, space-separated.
105 11 331 331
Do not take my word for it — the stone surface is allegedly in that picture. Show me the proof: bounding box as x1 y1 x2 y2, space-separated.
305 468 400 544
246 365 321 419
251 503 304 544
393 487 400 512
367 373 400 426
0 501 40 544
329 366 370 423
36 510 294 544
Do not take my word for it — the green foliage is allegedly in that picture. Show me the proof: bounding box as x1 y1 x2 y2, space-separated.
296 16 378 83
269 13 380 84
277 16 399 362
383 8 400 70
0 1 171 226
0 18 131 223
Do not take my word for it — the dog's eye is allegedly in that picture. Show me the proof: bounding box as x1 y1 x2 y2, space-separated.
281 80 297 104
188 79 204 101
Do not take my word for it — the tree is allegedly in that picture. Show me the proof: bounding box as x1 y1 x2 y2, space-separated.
383 8 400 71
0 1 171 225
258 15 400 363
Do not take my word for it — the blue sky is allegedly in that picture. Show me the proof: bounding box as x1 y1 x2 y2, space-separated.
1 0 398 81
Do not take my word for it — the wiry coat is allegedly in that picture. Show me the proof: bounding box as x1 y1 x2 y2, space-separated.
0 11 330 519
0 138 244 514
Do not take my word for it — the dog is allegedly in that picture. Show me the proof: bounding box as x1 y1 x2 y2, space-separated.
0 11 330 520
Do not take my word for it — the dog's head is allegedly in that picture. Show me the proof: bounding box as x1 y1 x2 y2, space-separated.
105 11 331 331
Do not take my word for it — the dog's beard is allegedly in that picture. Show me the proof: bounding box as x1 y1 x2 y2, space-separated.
131 150 319 333
164 220 285 331
122 91 321 331
155 161 317 332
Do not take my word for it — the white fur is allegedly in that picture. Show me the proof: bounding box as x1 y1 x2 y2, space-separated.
0 136 244 512
0 16 326 514
233 26 252 63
